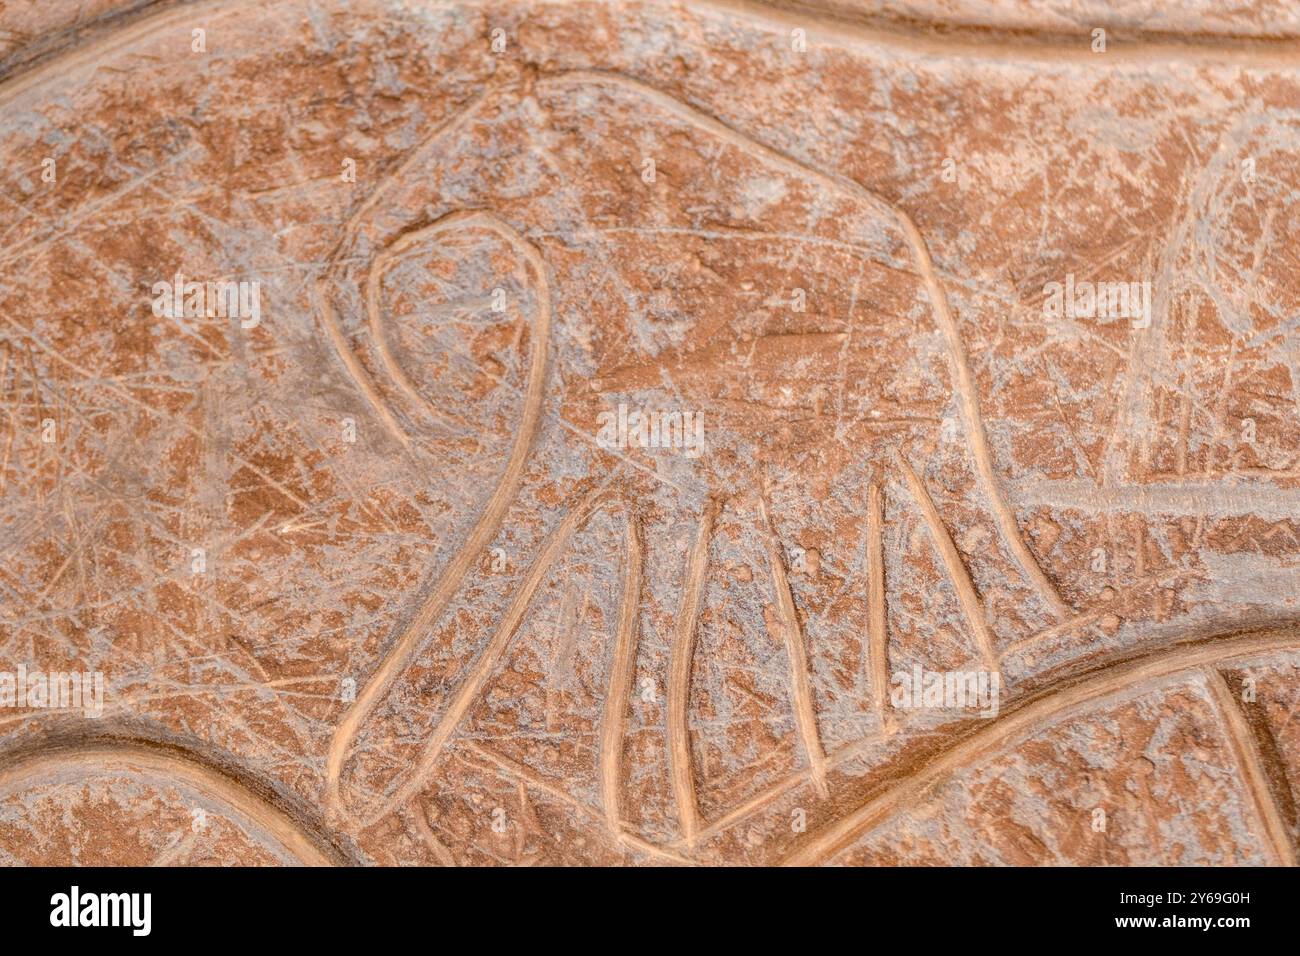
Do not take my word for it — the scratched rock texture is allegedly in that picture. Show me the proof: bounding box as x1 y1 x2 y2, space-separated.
0 0 1297 866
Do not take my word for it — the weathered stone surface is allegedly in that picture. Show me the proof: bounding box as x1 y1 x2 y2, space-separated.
0 0 1297 865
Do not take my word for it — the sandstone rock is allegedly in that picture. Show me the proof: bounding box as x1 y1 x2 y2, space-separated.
0 0 1297 866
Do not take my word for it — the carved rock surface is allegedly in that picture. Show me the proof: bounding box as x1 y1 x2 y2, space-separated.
0 0 1298 866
